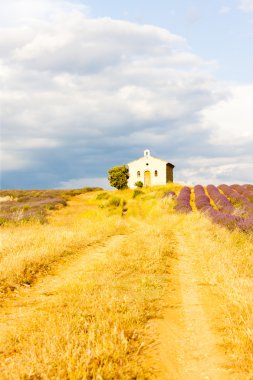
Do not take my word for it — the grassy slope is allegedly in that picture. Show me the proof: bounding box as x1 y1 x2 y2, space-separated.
0 185 252 378
0 187 101 224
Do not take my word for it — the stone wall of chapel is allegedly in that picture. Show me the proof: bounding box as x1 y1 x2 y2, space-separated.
128 156 167 188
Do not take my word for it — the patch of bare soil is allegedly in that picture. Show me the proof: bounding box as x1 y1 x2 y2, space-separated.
146 232 244 380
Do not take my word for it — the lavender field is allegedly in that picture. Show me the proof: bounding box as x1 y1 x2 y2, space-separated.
174 184 253 232
1 184 253 379
0 188 101 224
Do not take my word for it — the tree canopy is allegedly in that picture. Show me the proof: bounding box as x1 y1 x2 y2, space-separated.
108 165 129 190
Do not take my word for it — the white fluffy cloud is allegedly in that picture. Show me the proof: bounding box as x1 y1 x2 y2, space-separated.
178 156 253 186
1 0 252 187
0 0 89 26
202 84 253 146
239 0 253 12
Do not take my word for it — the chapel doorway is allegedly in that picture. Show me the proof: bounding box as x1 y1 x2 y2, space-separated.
144 171 151 186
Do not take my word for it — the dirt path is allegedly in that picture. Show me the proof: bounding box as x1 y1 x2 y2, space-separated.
148 231 241 380
0 234 126 340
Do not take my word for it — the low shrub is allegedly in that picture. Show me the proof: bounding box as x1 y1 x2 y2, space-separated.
108 197 121 207
22 205 31 211
121 200 128 215
163 191 176 199
96 192 110 200
132 189 144 199
135 181 143 188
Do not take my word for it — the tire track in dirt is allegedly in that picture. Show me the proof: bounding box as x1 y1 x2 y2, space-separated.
0 234 126 341
147 232 242 380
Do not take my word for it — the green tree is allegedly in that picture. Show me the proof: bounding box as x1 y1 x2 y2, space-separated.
108 165 129 190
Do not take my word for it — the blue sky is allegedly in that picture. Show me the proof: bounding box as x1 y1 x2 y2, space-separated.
81 0 253 82
1 0 253 188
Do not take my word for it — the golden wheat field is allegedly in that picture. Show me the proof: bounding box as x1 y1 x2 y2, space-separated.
0 184 252 380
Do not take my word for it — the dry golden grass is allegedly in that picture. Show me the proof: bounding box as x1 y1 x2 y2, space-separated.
0 185 252 378
175 212 253 376
0 192 176 379
0 205 125 293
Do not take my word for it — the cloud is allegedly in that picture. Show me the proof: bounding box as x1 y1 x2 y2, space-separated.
202 84 253 146
0 151 32 172
0 0 89 27
239 0 253 12
177 156 253 185
1 0 252 188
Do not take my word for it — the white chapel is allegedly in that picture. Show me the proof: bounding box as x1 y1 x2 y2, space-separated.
127 150 175 188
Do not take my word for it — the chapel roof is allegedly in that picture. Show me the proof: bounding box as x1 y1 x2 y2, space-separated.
127 149 174 167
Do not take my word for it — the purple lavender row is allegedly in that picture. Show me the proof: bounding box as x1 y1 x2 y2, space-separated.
206 185 235 214
174 186 192 213
194 185 211 211
194 185 253 232
219 184 253 216
231 184 253 201
207 208 253 232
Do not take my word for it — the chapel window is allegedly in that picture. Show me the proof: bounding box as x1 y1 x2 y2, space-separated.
154 170 158 177
137 171 141 177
